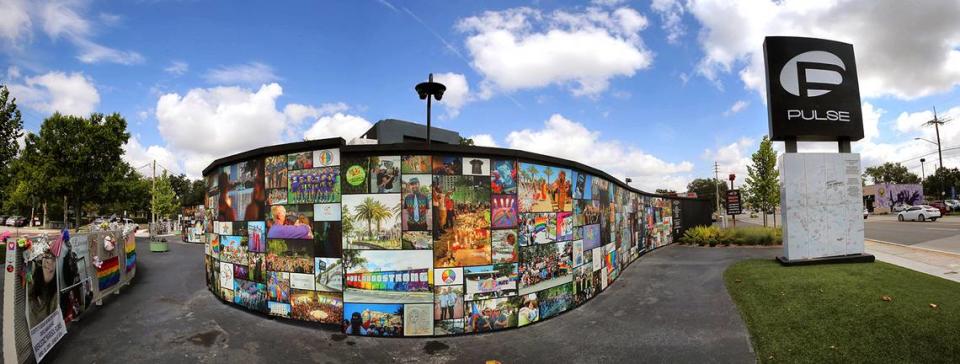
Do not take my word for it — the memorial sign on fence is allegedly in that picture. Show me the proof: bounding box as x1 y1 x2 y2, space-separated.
726 190 743 216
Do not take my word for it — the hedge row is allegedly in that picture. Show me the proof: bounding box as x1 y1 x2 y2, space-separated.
678 225 782 246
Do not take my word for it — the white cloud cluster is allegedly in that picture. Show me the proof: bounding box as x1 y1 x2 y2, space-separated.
468 134 499 147
666 0 960 100
431 72 471 118
723 99 749 116
146 83 370 177
457 5 654 98
7 71 100 116
164 61 189 77
651 0 685 43
204 62 280 86
505 114 694 191
0 0 143 64
701 137 754 184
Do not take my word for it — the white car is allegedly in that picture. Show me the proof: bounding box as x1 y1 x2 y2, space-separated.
892 202 910 213
945 199 960 211
897 205 941 222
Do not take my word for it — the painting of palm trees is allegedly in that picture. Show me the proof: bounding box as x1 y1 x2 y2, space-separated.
342 194 401 249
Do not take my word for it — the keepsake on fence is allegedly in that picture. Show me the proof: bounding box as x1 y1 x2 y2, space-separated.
203 138 711 337
2 228 137 363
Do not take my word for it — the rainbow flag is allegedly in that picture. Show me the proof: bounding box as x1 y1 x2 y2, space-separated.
124 234 137 273
98 256 120 290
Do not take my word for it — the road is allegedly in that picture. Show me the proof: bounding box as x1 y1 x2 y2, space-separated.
733 213 960 254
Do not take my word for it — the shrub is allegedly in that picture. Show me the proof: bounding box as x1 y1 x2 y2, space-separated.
679 225 782 246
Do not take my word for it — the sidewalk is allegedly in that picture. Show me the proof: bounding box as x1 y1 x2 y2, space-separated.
865 239 960 283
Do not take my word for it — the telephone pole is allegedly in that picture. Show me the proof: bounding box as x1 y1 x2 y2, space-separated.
924 106 952 199
714 162 724 228
152 160 156 228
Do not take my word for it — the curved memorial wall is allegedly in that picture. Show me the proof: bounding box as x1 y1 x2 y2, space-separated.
203 138 710 337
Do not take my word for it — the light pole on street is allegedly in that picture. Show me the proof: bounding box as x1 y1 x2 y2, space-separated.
920 158 926 182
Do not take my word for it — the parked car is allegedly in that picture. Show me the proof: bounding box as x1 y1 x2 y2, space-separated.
892 202 910 212
897 205 941 222
863 208 869 219
929 201 949 215
5 216 27 227
945 199 960 211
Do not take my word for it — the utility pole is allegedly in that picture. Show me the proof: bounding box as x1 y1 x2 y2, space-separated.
714 162 724 228
152 160 156 230
924 107 951 199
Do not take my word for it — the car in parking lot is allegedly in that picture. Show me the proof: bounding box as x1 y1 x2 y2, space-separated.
945 199 960 211
929 201 949 215
892 202 910 213
897 205 941 222
4 216 27 227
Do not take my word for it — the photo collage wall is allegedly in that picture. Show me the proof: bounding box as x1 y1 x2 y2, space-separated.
204 148 679 337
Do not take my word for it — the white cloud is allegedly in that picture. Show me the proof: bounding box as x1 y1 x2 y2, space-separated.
431 72 471 118
457 6 653 98
7 71 99 116
679 0 960 99
505 114 693 192
156 83 287 158
303 113 372 141
468 134 498 147
0 0 31 44
164 61 189 77
98 12 122 26
723 99 749 116
701 137 755 183
6 66 21 80
122 136 181 175
204 62 280 86
651 0 685 43
894 109 934 134
283 102 349 126
20 0 144 65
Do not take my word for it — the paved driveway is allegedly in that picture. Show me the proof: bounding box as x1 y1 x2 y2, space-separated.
44 240 776 363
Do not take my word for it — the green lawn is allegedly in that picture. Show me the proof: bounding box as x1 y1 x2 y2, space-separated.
725 260 960 363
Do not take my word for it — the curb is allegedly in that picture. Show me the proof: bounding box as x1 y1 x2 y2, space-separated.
865 238 960 259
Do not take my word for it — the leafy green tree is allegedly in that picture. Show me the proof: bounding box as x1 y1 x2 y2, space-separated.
686 178 728 212
30 112 130 228
458 137 475 146
655 188 676 195
922 167 960 200
169 173 192 205
862 162 921 185
152 171 179 219
744 136 780 226
0 85 23 198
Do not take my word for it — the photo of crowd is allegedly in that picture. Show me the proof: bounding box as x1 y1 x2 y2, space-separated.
369 156 401 193
234 279 267 311
433 175 491 267
519 241 572 294
266 239 314 273
342 303 404 337
342 194 401 250
265 155 288 189
518 213 555 246
465 297 518 333
538 283 573 320
288 167 340 204
491 159 517 194
401 155 431 174
267 188 287 205
220 236 248 265
401 175 432 231
291 289 342 323
491 195 518 228
491 229 518 263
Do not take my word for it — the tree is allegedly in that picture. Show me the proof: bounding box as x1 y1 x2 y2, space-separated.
686 178 728 212
169 173 192 205
0 85 23 198
30 112 130 229
744 136 780 226
862 162 921 185
353 197 390 240
655 189 676 195
458 137 475 146
152 172 179 219
922 167 960 200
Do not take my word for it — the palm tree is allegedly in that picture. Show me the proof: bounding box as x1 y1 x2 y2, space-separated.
354 197 392 240
544 166 554 185
526 165 539 186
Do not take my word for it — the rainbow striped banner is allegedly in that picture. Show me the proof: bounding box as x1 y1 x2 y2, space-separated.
98 256 120 290
124 234 137 273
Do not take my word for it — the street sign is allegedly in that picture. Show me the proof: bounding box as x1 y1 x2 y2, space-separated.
726 190 743 215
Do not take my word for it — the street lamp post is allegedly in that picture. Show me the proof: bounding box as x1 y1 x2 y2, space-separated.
920 158 926 182
415 74 446 147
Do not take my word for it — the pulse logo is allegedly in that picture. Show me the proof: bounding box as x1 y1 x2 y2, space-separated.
780 50 850 122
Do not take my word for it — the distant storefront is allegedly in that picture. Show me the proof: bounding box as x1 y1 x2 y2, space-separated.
863 183 924 214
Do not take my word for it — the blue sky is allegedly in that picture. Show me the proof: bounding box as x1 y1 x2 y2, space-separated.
2 0 960 191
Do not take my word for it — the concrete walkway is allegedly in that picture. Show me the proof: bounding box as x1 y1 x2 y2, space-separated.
44 241 777 364
866 239 960 283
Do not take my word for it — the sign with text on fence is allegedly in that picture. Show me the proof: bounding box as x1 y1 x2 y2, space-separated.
726 190 743 216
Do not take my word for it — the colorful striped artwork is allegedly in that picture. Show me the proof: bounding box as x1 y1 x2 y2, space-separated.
124 233 137 273
98 256 120 290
